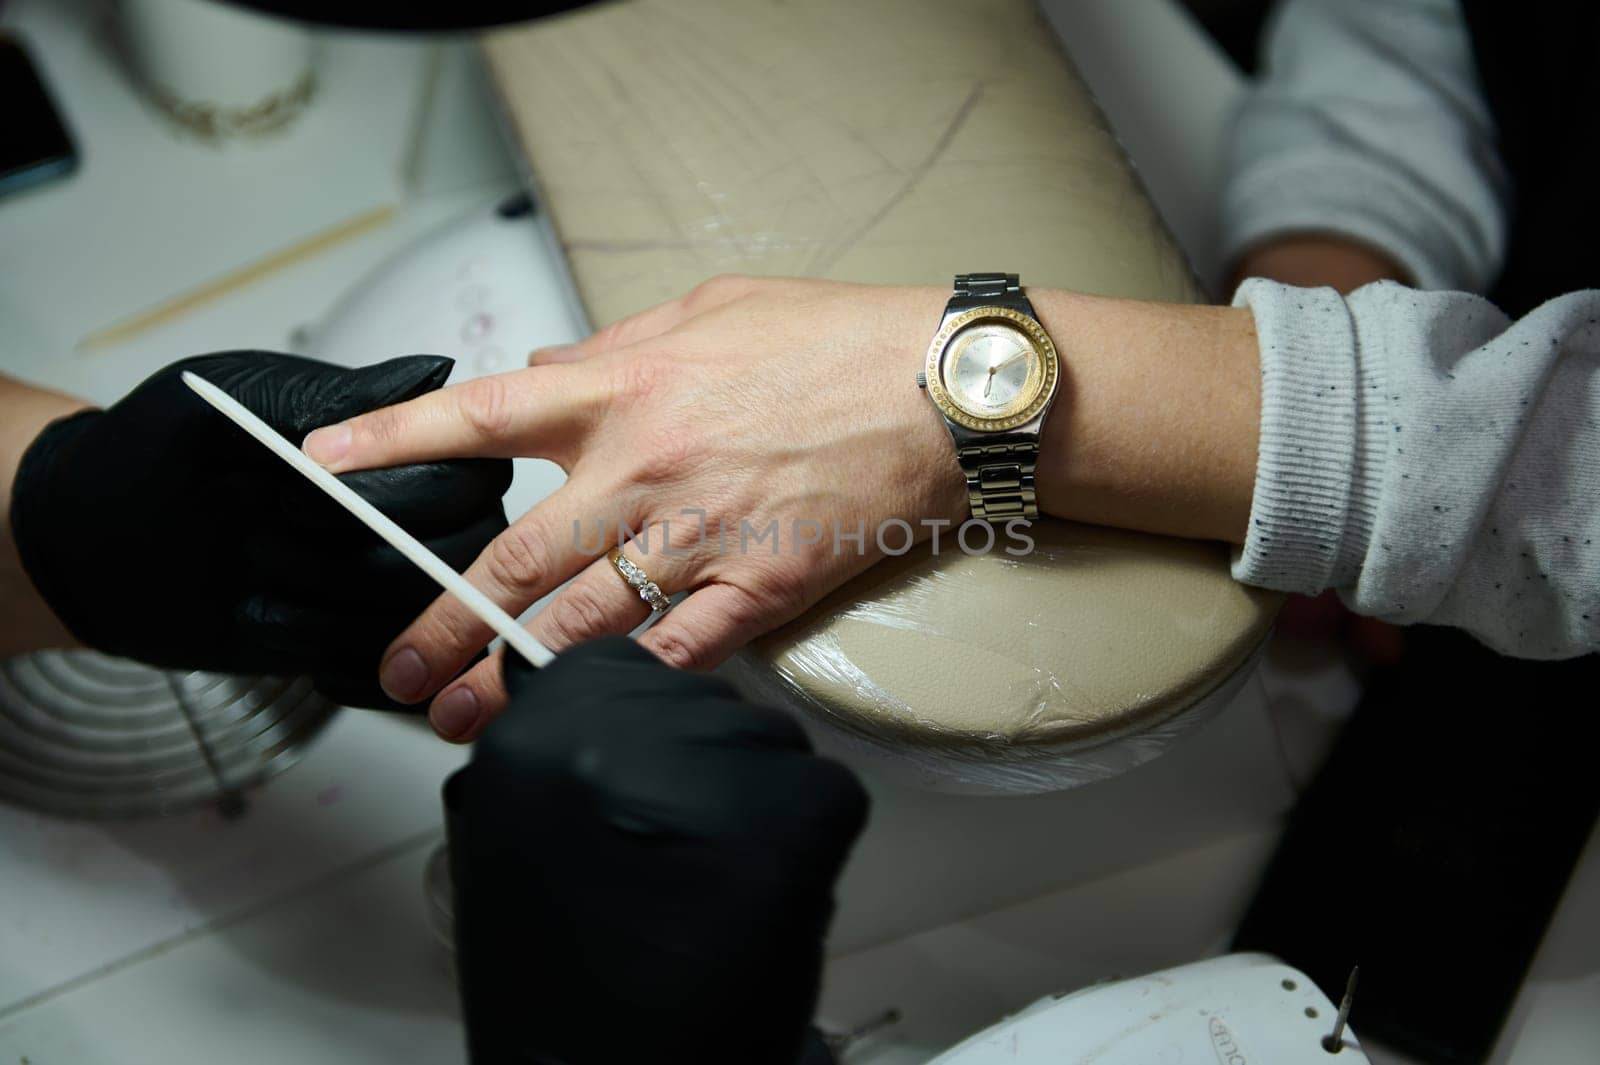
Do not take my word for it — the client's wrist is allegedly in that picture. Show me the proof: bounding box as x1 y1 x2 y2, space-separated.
1025 290 1260 543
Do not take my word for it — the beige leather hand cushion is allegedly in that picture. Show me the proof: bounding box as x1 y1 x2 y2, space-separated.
484 0 1279 791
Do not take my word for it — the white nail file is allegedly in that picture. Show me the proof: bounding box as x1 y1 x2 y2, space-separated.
181 371 554 668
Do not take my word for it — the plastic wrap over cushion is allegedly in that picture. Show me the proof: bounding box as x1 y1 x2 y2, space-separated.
481 0 1200 315
719 522 1278 794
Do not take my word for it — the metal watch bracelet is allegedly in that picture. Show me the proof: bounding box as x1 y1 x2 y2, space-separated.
949 271 1029 314
957 434 1039 522
949 273 1041 521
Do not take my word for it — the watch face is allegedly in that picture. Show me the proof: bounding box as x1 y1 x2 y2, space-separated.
939 321 1044 419
925 306 1059 432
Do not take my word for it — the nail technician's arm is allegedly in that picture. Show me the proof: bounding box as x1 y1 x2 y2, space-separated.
1220 0 1508 295
1 354 513 710
0 375 92 655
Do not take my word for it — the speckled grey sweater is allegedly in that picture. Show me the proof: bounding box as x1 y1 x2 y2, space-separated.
1232 279 1600 658
1218 0 1597 656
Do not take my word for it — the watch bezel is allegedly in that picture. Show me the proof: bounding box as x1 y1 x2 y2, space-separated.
925 306 1059 432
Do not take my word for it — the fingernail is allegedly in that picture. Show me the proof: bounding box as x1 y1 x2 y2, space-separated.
303 423 351 464
379 647 429 702
431 686 480 740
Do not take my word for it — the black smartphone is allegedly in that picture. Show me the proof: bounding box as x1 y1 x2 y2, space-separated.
0 32 79 200
1232 628 1600 1064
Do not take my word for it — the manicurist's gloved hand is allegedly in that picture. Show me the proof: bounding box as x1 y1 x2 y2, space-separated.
7 351 511 708
446 637 870 1065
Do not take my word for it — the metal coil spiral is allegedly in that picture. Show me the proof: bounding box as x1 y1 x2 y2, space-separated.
0 650 338 819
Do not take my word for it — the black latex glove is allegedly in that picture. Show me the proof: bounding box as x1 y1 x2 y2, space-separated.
445 637 870 1065
8 351 511 709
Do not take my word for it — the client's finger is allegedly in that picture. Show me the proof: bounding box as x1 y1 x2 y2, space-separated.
302 365 598 474
376 481 635 707
426 540 697 742
637 581 785 672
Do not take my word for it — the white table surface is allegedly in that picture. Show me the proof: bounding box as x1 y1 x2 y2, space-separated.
0 1 1594 1063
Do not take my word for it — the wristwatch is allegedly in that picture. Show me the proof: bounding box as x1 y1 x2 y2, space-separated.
917 273 1060 522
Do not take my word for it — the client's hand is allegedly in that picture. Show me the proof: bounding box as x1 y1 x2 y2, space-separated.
304 276 969 739
446 637 868 1065
8 352 511 709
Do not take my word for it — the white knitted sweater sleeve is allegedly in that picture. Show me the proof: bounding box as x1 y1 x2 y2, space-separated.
1222 0 1509 292
1233 279 1600 659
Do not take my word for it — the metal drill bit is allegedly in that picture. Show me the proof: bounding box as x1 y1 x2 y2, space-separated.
1322 965 1360 1053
